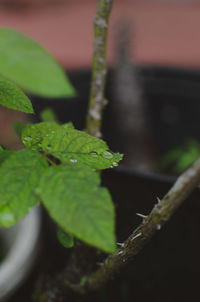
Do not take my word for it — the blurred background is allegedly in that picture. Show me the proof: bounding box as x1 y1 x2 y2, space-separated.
0 0 200 68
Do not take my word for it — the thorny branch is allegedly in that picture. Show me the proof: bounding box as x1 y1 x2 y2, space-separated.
86 0 113 137
34 156 200 300
85 157 200 291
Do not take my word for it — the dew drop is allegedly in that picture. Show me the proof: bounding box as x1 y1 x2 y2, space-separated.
103 151 113 159
90 152 98 158
70 158 78 163
23 136 32 142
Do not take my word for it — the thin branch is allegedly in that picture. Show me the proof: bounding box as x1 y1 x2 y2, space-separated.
64 0 114 290
34 156 200 301
85 157 200 291
86 0 113 137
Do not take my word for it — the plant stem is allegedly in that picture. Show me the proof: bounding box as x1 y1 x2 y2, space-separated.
65 0 114 288
86 0 113 137
63 0 113 289
85 157 200 291
34 156 200 301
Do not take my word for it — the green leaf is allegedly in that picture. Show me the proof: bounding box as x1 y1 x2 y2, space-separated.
0 75 34 113
159 139 200 173
22 122 122 169
0 149 48 227
22 122 60 151
57 227 74 248
61 122 74 130
39 165 116 253
13 122 29 137
40 108 58 123
0 149 14 165
0 28 76 98
41 128 123 170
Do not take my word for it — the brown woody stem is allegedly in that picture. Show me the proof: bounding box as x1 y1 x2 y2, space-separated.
86 0 113 137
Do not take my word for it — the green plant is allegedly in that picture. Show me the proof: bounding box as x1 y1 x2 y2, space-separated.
1 1 200 301
159 138 200 173
0 27 123 253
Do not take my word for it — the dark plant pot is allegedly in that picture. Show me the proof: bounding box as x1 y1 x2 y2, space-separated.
19 65 200 301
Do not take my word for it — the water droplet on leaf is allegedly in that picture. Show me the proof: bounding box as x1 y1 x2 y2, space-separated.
90 152 98 158
23 136 32 142
103 151 113 159
70 158 78 163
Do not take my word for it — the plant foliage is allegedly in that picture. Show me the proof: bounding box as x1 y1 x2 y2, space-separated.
0 120 122 252
0 75 33 113
39 165 116 253
0 28 75 98
0 27 123 254
160 139 200 173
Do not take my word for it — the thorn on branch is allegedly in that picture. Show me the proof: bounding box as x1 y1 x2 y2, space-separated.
130 232 142 241
156 197 161 203
117 250 124 255
117 242 125 247
136 213 147 219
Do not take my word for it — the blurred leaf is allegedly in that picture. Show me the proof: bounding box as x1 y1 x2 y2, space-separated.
13 122 30 137
57 227 74 248
0 75 34 113
160 139 200 173
0 150 14 165
40 108 58 123
0 28 76 98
